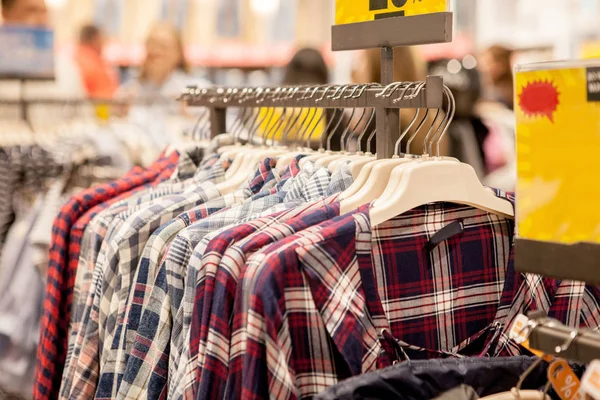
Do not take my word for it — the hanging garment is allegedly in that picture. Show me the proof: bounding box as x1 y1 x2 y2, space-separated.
34 151 181 400
224 192 517 399
119 162 354 400
60 155 230 399
314 357 584 400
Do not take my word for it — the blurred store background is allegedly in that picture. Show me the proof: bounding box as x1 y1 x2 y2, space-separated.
2 0 600 86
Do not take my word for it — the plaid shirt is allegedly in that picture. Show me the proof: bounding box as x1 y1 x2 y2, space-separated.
176 165 352 400
493 277 600 356
34 151 180 400
59 156 229 399
193 198 343 400
227 192 516 400
102 158 281 398
114 159 308 399
62 160 230 400
117 161 348 400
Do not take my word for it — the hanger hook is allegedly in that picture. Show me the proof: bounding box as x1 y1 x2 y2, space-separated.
305 107 327 149
356 108 375 153
423 86 451 156
376 81 406 98
430 86 456 157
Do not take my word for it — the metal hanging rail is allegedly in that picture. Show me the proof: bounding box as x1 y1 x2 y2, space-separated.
182 76 444 158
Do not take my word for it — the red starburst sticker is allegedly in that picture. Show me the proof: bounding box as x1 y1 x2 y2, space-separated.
518 80 560 123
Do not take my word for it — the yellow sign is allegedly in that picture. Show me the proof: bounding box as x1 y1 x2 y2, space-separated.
516 60 600 245
336 0 448 25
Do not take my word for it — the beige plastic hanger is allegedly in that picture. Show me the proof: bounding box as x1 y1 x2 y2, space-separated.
370 86 514 227
222 90 275 180
217 90 289 193
338 83 429 215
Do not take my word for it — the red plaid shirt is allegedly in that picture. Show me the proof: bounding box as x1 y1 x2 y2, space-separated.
227 194 516 400
34 152 180 400
193 198 341 400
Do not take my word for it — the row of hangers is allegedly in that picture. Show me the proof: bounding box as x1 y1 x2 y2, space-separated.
186 80 514 225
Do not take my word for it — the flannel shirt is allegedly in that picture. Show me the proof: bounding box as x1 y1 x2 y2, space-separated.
227 192 516 400
106 158 282 397
63 171 229 400
177 164 352 400
60 156 229 399
117 160 346 400
194 198 343 400
493 277 600 356
70 154 222 313
115 158 304 399
34 151 180 400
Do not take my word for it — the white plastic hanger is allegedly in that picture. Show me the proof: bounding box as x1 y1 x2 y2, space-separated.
218 90 292 194
370 86 514 227
339 84 430 215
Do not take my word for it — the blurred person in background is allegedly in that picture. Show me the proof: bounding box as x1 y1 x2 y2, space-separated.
480 44 514 110
276 48 330 147
75 24 118 99
429 58 490 179
118 22 210 150
282 47 329 85
0 0 84 101
1 0 46 26
477 45 517 191
119 22 198 105
351 47 448 156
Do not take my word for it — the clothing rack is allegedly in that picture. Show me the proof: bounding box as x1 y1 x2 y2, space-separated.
182 12 453 160
182 77 444 156
525 316 600 364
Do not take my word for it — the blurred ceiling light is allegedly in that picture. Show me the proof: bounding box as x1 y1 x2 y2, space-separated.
250 0 280 17
462 55 477 70
447 59 462 74
45 0 67 8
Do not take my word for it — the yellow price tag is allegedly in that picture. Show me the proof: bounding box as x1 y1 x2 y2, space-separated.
336 0 448 25
516 61 600 245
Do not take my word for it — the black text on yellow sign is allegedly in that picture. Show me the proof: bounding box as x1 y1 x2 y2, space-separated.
336 0 448 25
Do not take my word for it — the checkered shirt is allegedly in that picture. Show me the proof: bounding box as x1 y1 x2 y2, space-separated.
61 169 229 400
193 198 342 400
116 160 346 399
494 277 600 356
59 156 229 399
34 151 180 400
175 165 352 400
114 159 311 399
103 158 282 397
226 192 516 400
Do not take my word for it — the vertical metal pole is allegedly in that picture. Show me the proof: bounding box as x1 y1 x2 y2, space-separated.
376 47 400 159
20 79 33 131
210 107 227 139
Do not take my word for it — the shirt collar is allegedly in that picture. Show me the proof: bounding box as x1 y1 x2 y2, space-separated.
326 162 355 197
246 157 279 195
280 155 306 181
